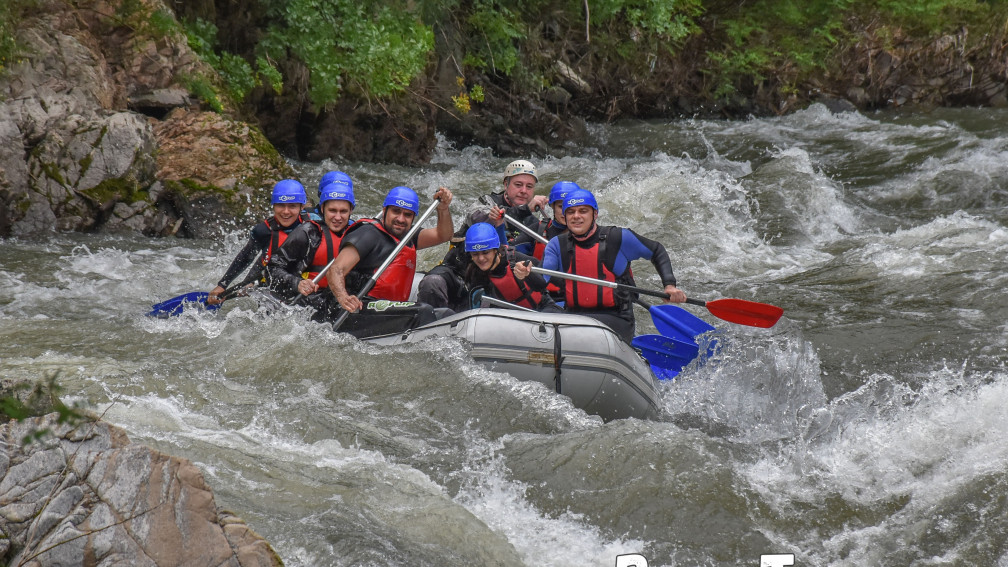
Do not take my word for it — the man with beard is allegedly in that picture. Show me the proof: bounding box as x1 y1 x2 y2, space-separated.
417 159 548 311
266 176 356 313
541 188 686 343
325 185 455 336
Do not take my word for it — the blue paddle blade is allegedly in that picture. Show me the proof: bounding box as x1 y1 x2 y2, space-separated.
632 333 700 379
648 304 719 357
147 291 220 318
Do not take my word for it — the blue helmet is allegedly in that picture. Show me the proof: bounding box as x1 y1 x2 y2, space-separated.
318 171 352 196
562 189 598 214
549 181 581 204
383 186 420 215
319 181 355 209
465 222 501 253
271 179 307 205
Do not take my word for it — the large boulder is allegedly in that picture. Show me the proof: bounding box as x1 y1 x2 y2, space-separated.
0 413 282 567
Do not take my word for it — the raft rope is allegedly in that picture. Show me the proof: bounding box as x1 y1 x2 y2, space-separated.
552 322 563 394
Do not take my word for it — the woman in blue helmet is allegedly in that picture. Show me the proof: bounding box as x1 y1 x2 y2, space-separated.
207 179 309 305
463 222 560 312
541 188 686 343
266 178 358 311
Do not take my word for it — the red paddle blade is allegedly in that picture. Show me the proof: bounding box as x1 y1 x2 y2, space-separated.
704 298 783 328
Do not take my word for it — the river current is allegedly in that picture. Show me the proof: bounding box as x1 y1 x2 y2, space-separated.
2 104 1007 566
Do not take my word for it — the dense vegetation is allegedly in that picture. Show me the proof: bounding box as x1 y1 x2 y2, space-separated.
168 0 1007 112
3 0 1006 116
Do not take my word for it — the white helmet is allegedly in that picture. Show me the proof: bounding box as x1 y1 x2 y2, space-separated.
503 159 537 181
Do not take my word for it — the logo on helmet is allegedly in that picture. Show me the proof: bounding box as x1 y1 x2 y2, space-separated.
470 244 488 250
569 198 586 205
277 195 296 202
395 199 409 207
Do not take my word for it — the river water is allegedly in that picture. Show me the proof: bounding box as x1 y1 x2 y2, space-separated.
2 104 1007 566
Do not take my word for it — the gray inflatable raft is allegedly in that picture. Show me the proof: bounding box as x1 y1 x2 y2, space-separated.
363 307 662 421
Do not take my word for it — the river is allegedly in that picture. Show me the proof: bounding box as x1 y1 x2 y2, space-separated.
2 103 1006 566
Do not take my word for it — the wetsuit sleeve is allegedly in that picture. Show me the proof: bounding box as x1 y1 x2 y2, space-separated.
216 222 269 288
266 224 313 298
540 237 563 280
620 228 677 287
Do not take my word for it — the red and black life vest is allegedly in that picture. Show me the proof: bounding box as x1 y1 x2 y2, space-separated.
557 226 631 310
264 212 309 265
304 221 346 288
532 220 564 297
488 250 543 310
353 218 417 301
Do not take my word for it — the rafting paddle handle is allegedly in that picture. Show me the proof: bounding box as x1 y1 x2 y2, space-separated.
530 266 784 328
503 213 549 244
331 196 443 331
480 195 550 245
287 256 338 306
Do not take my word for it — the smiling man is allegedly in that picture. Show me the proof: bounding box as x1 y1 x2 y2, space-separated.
541 188 686 343
327 186 453 319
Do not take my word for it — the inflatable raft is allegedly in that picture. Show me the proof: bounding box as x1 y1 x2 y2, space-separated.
363 307 663 422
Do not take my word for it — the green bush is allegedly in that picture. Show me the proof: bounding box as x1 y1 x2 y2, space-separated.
0 0 36 78
259 0 433 106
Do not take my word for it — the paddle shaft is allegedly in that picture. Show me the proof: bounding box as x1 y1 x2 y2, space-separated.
287 256 338 305
503 214 549 244
332 198 442 330
480 195 550 244
532 266 783 328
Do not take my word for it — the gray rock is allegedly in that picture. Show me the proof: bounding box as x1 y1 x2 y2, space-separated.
0 413 282 567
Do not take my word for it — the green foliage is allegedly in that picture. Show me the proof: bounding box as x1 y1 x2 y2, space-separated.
591 0 703 43
181 72 224 112
462 0 525 74
259 0 433 106
182 17 282 106
1 374 88 445
700 0 1003 101
0 0 36 78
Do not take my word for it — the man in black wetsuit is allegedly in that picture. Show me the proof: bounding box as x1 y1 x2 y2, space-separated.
416 159 549 311
324 185 455 337
207 179 309 305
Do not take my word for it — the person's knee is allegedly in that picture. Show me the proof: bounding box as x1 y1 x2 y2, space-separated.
417 274 447 302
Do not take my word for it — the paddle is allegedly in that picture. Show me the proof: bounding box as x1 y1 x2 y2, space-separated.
147 250 272 318
331 197 443 331
146 291 220 318
288 256 337 306
631 333 700 380
530 266 783 328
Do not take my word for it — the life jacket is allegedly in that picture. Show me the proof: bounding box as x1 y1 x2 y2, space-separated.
488 249 543 310
264 212 309 265
304 221 346 288
532 220 564 298
352 218 416 301
557 226 632 310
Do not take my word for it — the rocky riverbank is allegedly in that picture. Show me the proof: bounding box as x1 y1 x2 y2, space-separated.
2 0 1007 238
0 0 292 238
0 378 282 566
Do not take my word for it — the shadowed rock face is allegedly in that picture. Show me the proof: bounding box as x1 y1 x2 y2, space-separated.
0 413 282 567
0 0 293 238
